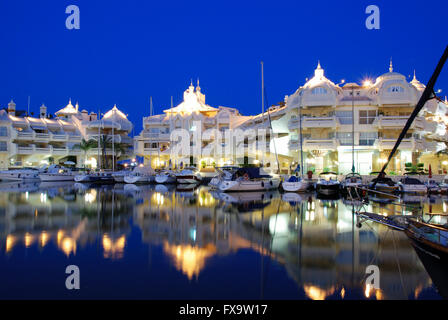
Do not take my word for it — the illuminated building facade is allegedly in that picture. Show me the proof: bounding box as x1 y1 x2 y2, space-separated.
285 62 448 175
0 100 133 169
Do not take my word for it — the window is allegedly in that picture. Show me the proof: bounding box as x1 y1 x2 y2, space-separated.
311 87 327 95
0 127 7 137
359 110 377 124
0 142 7 151
336 132 353 146
336 111 353 125
149 128 159 134
387 86 404 93
359 132 378 146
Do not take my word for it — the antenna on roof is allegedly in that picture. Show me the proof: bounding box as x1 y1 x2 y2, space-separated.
27 96 30 117
150 96 153 116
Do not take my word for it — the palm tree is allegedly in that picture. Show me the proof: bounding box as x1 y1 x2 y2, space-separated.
73 138 97 168
112 142 128 169
99 135 112 169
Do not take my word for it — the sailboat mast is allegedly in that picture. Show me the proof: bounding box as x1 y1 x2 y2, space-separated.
352 86 355 173
261 62 280 174
299 105 304 177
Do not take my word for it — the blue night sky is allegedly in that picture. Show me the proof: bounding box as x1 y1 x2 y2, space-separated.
0 0 447 134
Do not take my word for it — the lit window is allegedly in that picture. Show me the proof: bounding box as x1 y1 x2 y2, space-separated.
387 86 404 93
311 87 328 95
359 132 378 146
336 111 353 125
336 132 353 146
359 110 377 124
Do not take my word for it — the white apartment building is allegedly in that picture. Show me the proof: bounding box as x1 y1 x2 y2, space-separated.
0 100 133 169
284 62 448 175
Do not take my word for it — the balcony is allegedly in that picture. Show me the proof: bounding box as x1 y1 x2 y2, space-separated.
34 133 50 141
52 147 69 155
302 138 339 151
67 134 82 142
35 146 51 153
15 131 34 140
50 133 68 141
374 115 425 129
17 146 34 154
287 118 299 130
302 116 339 128
375 137 423 151
142 132 170 141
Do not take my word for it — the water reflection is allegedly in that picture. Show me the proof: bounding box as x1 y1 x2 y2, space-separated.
0 182 444 299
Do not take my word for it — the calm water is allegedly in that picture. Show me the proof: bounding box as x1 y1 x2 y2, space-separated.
0 181 446 300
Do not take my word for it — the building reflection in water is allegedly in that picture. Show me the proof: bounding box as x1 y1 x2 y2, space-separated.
0 181 443 299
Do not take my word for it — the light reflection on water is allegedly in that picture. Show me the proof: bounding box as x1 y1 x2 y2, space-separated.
0 181 445 299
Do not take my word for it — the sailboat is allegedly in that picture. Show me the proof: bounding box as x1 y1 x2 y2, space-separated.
282 105 309 193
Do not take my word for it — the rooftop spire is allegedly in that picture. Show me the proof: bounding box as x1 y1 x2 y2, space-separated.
389 58 393 73
314 60 324 78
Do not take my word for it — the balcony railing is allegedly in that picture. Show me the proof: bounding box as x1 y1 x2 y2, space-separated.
302 138 339 151
374 115 424 129
375 137 423 151
302 116 339 128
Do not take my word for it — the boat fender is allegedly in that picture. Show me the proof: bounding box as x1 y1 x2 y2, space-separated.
261 181 265 188
270 181 273 186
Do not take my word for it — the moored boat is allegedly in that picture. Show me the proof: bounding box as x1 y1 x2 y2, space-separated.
340 173 363 194
123 166 155 184
39 165 77 182
425 179 441 194
218 167 280 192
209 166 239 189
176 166 202 184
282 175 309 193
367 173 399 198
315 172 340 196
155 170 177 184
0 169 40 181
398 176 428 194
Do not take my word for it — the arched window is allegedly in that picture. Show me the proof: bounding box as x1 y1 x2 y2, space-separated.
311 87 328 95
387 86 404 93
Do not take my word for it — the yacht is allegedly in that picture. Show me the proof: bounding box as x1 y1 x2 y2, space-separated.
367 173 400 198
112 171 129 183
217 167 280 192
39 165 76 182
398 176 428 194
176 166 203 184
155 170 177 184
282 175 309 193
74 171 115 183
315 172 340 196
209 166 239 189
439 175 448 194
0 168 40 181
123 166 155 184
340 173 363 194
425 179 441 194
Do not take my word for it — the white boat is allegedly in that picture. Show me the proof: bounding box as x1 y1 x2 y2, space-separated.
74 171 115 183
439 175 448 194
209 166 239 189
282 175 309 193
155 170 177 184
0 169 40 181
39 165 76 182
124 166 155 184
176 167 202 184
315 172 340 196
398 176 428 194
112 171 129 183
425 179 441 194
218 167 280 192
340 173 363 194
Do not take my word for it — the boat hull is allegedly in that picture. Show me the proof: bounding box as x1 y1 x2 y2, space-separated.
124 175 154 184
316 183 340 196
0 171 40 181
39 173 75 182
282 181 308 192
155 174 176 184
218 179 280 192
176 175 202 184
